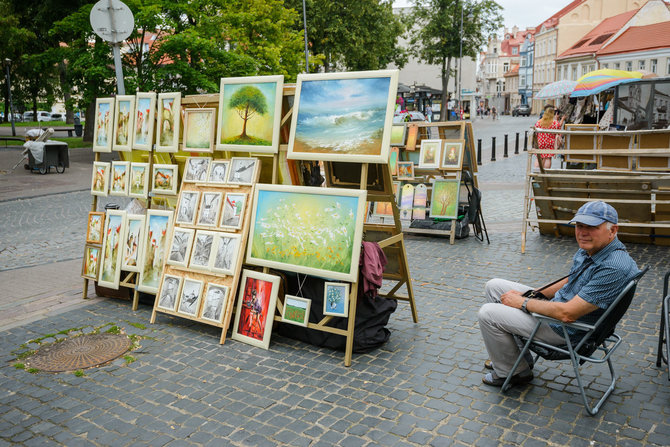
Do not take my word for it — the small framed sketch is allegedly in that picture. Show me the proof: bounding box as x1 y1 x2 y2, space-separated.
110 161 130 196
441 140 465 170
282 295 311 327
221 192 246 230
129 163 149 198
419 139 441 169
82 244 101 280
227 157 258 185
93 97 114 152
231 270 281 350
208 160 230 184
197 192 222 227
397 161 414 180
200 282 229 324
98 210 127 290
324 282 349 317
183 157 211 183
113 94 135 151
176 191 200 226
122 214 145 272
156 92 181 152
390 125 407 147
183 108 216 153
167 227 195 268
177 278 204 317
91 162 110 196
157 274 182 312
210 232 241 276
138 210 173 294
188 230 217 271
152 164 178 196
133 92 156 150
86 211 105 244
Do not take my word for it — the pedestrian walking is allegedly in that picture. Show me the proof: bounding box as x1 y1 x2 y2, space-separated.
534 105 565 169
425 104 432 123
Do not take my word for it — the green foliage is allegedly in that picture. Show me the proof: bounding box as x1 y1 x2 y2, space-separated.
123 355 136 365
73 370 85 377
13 363 25 370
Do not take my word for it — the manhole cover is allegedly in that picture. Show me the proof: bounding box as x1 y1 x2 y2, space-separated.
26 333 131 372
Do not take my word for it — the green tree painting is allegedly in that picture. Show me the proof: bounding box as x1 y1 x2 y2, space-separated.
228 86 269 144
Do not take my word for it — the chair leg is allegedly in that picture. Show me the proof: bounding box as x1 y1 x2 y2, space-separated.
665 295 670 381
657 296 666 368
568 340 618 416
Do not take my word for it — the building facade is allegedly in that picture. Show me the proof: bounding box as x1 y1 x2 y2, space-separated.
519 33 535 105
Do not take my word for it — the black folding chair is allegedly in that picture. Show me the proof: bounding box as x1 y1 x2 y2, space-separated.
655 271 670 381
502 267 648 416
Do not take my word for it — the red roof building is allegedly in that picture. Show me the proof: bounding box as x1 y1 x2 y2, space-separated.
597 20 670 75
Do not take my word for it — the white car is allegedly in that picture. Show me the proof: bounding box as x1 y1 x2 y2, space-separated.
49 112 64 121
23 111 52 122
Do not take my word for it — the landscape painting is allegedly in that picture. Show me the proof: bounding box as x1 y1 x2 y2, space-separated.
110 161 130 196
156 92 181 152
231 270 280 349
138 210 173 294
288 70 398 163
113 95 135 151
247 185 366 282
98 210 127 289
122 214 145 272
282 295 311 327
390 125 406 147
133 92 156 150
129 163 149 198
93 97 114 152
183 108 215 152
217 75 284 153
152 164 178 195
82 245 101 280
430 176 461 219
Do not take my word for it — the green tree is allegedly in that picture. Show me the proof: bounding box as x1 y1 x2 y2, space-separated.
410 0 502 120
0 4 34 122
229 86 268 140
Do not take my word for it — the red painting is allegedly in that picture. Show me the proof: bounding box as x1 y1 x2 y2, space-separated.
236 277 273 340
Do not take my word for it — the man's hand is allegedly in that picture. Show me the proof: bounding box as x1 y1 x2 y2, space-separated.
500 290 525 310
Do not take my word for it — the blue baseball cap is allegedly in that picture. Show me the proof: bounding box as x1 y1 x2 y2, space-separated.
571 201 618 226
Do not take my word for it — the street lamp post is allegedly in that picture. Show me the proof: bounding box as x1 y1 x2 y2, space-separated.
302 0 309 73
459 3 463 119
4 58 16 137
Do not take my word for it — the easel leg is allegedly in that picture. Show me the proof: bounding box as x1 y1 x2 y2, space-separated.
132 289 140 311
344 285 358 367
400 237 419 323
83 279 89 299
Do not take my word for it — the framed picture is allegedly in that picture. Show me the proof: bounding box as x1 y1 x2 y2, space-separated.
122 214 145 272
196 192 223 227
406 125 418 151
98 210 127 289
210 232 241 276
323 282 349 317
152 164 178 196
227 157 258 185
389 146 400 176
156 274 182 312
397 161 414 180
183 157 211 183
390 125 407 147
231 270 281 349
221 192 246 230
91 162 110 197
166 227 195 268
419 139 441 169
282 295 311 327
82 244 101 280
200 282 229 324
86 211 105 244
110 161 130 196
93 97 114 152
177 278 204 317
371 181 399 219
129 163 149 198
176 191 200 226
208 160 230 184
430 175 461 219
156 92 181 152
138 210 173 294
183 108 215 153
188 230 217 271
133 92 156 150
247 184 367 282
216 75 284 153
287 70 398 163
441 140 465 170
113 95 135 151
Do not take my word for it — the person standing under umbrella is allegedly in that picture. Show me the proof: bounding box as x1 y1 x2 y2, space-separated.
535 105 565 169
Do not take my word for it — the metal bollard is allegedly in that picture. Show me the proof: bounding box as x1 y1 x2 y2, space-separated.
524 130 528 151
491 136 496 162
504 134 508 158
515 132 520 155
477 139 482 165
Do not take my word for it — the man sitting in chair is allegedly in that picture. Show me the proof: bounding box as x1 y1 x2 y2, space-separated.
478 201 639 387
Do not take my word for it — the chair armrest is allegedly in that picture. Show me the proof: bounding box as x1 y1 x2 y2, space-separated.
531 312 595 331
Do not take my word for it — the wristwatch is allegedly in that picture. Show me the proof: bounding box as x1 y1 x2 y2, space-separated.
521 298 531 314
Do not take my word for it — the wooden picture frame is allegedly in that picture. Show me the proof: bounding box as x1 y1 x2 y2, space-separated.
156 274 182 312
430 175 461 219
287 69 398 163
208 160 230 184
216 75 284 154
231 269 281 350
390 124 407 147
166 227 195 268
93 97 114 152
138 210 174 294
397 161 414 180
405 125 418 151
419 139 441 169
210 232 241 276
122 214 145 272
133 92 157 150
196 192 223 227
200 282 229 324
282 295 311 327
441 140 465 170
389 146 400 176
177 278 204 317
86 211 105 244
91 162 110 197
183 157 212 183
323 282 349 317
246 184 366 282
98 210 127 289
82 244 102 280
220 192 247 230
183 108 216 153
152 164 178 196
188 229 217 271
110 161 130 196
227 157 258 185
113 95 135 151
175 191 200 226
129 162 149 198
156 92 181 152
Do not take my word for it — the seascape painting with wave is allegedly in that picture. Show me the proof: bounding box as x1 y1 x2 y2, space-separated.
288 70 398 163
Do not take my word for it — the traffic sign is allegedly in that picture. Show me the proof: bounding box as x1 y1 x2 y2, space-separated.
90 0 134 43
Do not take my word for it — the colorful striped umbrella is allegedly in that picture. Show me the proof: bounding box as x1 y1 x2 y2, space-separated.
571 69 643 98
536 80 578 99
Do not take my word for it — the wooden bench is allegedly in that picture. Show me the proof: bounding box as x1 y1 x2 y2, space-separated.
42 126 80 137
0 136 25 147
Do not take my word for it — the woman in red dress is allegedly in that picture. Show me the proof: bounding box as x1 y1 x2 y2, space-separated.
534 105 564 169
